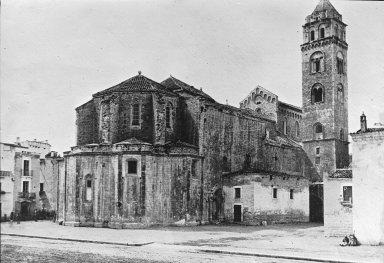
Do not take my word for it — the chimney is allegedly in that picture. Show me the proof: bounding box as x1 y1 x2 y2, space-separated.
16 137 20 144
360 113 367 132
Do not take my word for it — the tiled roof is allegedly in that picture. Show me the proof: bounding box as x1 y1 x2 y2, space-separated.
351 128 384 135
329 168 352 179
278 101 302 113
313 0 338 14
161 76 214 101
223 169 303 179
94 74 177 97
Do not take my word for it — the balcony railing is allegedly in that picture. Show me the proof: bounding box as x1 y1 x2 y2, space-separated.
18 192 36 199
0 171 12 177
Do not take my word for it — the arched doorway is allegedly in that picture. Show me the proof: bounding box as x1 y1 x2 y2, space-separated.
210 188 224 221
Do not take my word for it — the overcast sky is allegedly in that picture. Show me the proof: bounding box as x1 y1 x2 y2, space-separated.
1 0 383 154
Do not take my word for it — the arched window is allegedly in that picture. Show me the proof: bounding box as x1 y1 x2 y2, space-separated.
319 24 326 39
310 30 315 41
165 102 173 128
337 52 344 74
311 84 324 103
314 123 324 140
310 52 324 73
295 121 300 137
283 118 288 135
127 159 138 175
340 129 344 141
335 24 339 38
131 102 140 126
337 84 344 102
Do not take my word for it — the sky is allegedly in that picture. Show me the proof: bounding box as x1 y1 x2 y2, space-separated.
1 0 384 154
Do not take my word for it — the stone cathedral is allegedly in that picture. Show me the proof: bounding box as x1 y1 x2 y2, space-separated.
57 0 349 227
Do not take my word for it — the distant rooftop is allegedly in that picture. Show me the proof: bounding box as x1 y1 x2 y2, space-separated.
329 168 352 179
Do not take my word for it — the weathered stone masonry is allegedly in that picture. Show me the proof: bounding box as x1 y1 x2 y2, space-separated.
58 73 316 227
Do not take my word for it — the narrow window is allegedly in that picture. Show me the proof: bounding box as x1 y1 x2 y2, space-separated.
283 119 288 135
335 24 339 38
295 122 300 137
320 28 325 39
191 159 198 177
22 181 29 193
235 187 241 199
23 160 29 176
222 156 229 172
244 154 251 169
165 103 172 128
337 53 344 74
86 179 92 201
340 129 344 141
127 160 138 174
314 123 324 140
131 103 140 126
337 84 344 101
316 147 320 155
315 156 321 165
273 188 278 199
310 30 315 41
343 186 352 203
40 183 44 192
290 189 294 200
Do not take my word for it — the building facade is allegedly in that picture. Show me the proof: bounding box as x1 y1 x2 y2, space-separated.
0 139 59 220
350 114 384 245
323 167 352 236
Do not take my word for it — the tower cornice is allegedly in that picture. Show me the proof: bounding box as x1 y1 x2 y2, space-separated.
303 17 347 28
301 36 348 52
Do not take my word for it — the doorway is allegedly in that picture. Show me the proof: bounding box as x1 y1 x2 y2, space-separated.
20 202 30 219
310 184 324 222
234 205 242 222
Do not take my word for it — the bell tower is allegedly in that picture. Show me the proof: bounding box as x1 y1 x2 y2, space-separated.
301 0 349 179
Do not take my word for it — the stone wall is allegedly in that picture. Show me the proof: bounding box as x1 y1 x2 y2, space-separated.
76 100 97 145
77 92 180 146
39 157 63 211
60 150 201 227
324 177 352 237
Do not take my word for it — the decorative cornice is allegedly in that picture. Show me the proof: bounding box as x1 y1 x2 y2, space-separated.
301 37 348 51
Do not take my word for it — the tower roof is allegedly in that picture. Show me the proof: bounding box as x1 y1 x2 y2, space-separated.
313 0 339 15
